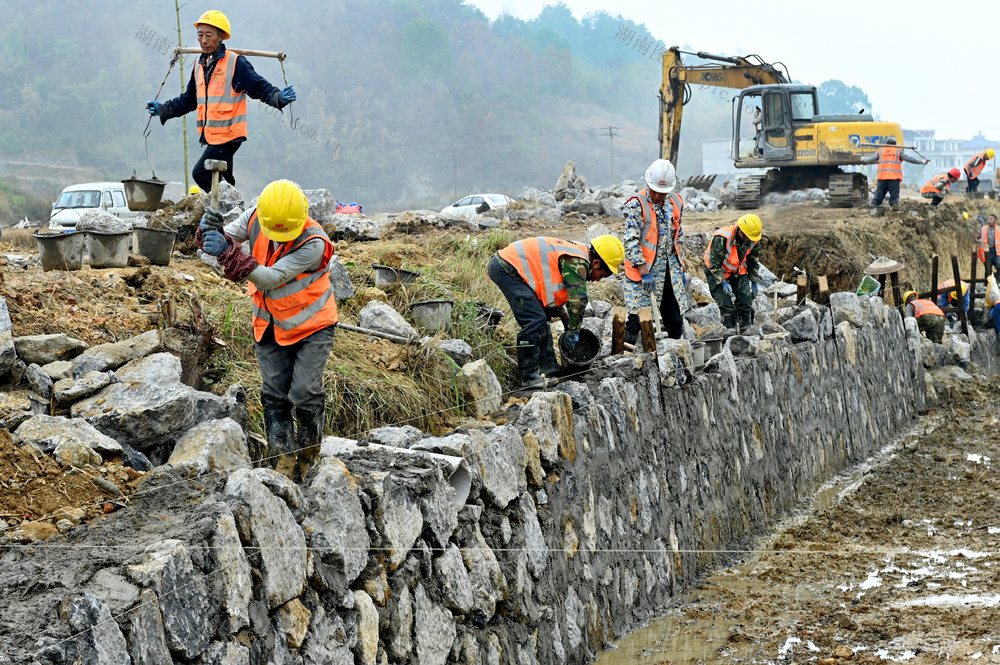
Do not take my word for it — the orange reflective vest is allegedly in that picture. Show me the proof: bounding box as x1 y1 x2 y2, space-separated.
876 147 903 181
703 225 757 279
622 189 684 282
248 213 338 345
195 49 248 144
497 237 590 307
920 174 950 195
978 225 1000 263
964 152 988 180
937 279 968 303
911 299 943 318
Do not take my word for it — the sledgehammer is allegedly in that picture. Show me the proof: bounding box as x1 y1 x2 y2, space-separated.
204 159 228 213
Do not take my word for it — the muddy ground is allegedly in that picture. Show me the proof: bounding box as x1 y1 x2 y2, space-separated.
596 375 1000 665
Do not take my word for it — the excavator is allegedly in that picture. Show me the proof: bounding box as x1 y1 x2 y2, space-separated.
659 47 903 208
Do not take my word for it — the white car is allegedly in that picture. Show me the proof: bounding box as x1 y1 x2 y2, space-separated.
49 182 138 232
441 193 513 218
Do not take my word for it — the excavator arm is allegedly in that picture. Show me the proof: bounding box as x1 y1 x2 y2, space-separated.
660 47 789 165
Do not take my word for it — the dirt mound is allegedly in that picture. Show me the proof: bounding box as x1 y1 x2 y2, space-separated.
0 430 144 534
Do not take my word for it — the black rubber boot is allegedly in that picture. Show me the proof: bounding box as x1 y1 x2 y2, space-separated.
294 406 325 483
537 325 561 378
738 310 753 332
624 313 640 347
723 312 738 330
516 335 543 387
264 408 295 480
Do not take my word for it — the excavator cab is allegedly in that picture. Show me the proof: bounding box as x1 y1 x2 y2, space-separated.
733 85 818 166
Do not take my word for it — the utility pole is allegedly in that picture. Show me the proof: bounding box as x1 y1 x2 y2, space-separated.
452 142 457 200
174 1 190 193
604 125 620 182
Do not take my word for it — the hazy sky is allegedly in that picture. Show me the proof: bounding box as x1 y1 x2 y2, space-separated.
465 0 997 140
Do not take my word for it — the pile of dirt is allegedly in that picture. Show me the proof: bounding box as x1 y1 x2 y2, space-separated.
0 430 145 535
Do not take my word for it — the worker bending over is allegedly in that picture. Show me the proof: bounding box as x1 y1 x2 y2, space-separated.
622 159 691 345
488 235 624 388
704 214 762 331
902 291 945 343
920 169 960 206
936 279 969 325
147 10 296 193
198 180 335 482
860 137 928 207
964 149 994 193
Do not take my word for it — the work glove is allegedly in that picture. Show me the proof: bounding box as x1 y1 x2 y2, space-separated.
641 273 656 293
202 230 230 256
200 207 223 233
280 85 296 103
752 282 758 297
563 330 579 351
217 241 260 281
146 100 160 116
721 281 733 297
682 272 689 287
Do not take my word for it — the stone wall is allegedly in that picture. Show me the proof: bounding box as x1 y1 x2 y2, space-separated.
5 298 928 665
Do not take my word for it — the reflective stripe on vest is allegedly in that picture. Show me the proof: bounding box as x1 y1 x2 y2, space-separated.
497 237 590 307
912 299 943 318
876 147 903 181
247 213 338 345
965 152 988 179
937 279 968 303
703 225 756 278
920 174 950 195
195 50 248 144
978 225 1000 262
622 189 684 282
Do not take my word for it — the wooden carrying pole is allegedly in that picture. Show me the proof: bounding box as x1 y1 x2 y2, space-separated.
174 47 286 59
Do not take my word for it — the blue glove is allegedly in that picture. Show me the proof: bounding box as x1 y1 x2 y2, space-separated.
202 230 230 256
752 282 758 297
280 85 296 103
641 273 656 293
200 207 223 233
563 331 579 350
722 281 733 296
146 100 160 116
682 272 689 287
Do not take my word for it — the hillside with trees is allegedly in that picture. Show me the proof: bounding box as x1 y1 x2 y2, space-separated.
0 0 873 218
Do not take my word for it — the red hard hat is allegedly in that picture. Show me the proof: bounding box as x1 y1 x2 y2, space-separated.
949 168 961 179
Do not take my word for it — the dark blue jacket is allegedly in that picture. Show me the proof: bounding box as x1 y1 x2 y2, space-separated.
158 44 287 145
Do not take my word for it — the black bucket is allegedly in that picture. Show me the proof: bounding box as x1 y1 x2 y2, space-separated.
559 328 600 367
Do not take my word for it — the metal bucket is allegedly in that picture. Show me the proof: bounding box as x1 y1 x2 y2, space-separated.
34 231 86 271
559 328 601 368
690 341 706 369
372 264 419 285
474 303 504 330
411 299 454 333
133 227 175 266
87 231 130 269
121 177 166 211
702 334 725 358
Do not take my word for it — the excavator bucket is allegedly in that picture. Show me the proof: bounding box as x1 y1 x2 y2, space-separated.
680 174 717 192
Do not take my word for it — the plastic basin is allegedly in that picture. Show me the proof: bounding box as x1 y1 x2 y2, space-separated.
133 227 176 266
34 231 86 271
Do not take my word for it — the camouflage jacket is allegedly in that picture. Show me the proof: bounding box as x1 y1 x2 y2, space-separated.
559 255 590 330
706 234 760 282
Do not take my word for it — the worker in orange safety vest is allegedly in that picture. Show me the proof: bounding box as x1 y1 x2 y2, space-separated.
920 169 960 206
902 291 945 343
197 179 336 483
146 10 297 193
860 137 928 206
963 149 995 193
977 214 1000 279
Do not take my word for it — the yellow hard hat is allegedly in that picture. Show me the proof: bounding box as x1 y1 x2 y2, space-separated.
964 212 970 219
591 234 624 274
189 185 201 195
257 180 308 242
903 290 917 304
737 213 762 242
988 148 996 160
939 279 968 296
194 10 231 40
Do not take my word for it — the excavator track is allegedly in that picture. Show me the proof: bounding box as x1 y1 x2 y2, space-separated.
828 172 868 208
736 176 764 209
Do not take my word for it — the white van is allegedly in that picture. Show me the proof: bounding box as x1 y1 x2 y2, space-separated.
49 182 138 232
